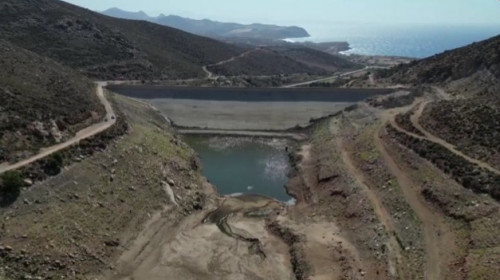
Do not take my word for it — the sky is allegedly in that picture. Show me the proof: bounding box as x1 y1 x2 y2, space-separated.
63 0 500 26
63 0 500 40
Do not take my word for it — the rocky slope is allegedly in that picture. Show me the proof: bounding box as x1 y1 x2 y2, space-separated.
379 34 500 95
0 93 206 279
1 1 334 80
0 0 242 80
0 40 104 163
269 46 361 72
206 48 329 76
376 33 500 173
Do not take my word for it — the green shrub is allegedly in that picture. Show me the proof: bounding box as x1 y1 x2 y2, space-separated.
44 153 64 176
1 170 23 196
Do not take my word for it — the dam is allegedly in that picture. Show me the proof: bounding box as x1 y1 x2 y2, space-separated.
108 86 392 130
109 86 393 200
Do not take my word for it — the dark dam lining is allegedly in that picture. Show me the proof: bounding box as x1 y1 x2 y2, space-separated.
108 86 393 102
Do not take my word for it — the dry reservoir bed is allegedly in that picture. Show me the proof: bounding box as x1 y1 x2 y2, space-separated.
108 86 392 130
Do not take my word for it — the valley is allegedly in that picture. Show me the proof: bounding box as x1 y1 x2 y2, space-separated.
0 1 499 280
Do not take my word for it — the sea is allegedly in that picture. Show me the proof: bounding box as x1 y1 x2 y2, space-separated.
289 24 500 58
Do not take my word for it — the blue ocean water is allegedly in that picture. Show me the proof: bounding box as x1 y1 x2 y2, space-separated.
294 24 500 58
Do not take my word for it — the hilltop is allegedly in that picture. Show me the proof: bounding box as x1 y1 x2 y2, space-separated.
102 7 310 40
101 7 150 21
379 34 500 96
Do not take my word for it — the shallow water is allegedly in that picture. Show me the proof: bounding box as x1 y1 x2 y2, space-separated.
184 136 292 202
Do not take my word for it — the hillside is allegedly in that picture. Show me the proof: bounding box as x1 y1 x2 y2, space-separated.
0 40 104 163
102 8 310 40
206 47 361 76
269 46 361 72
206 48 328 76
379 34 500 95
0 0 243 80
374 33 500 172
0 93 207 279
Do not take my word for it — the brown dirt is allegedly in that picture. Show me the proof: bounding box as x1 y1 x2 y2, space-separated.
375 125 458 280
337 137 403 277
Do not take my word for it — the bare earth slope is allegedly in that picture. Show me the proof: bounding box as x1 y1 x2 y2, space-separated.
0 93 206 279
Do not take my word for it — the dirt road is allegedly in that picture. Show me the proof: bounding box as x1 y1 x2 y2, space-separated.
409 102 500 175
0 82 116 174
203 49 258 80
281 66 389 88
337 137 403 278
375 124 457 280
373 91 463 279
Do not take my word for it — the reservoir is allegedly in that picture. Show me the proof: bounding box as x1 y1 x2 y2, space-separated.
108 86 394 201
184 136 292 202
109 86 393 130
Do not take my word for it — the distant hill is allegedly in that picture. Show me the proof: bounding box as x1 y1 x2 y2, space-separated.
0 40 103 162
207 48 328 76
101 8 310 40
269 46 361 72
101 7 150 21
206 46 361 77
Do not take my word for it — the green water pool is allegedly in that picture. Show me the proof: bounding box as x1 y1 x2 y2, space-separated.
183 136 293 202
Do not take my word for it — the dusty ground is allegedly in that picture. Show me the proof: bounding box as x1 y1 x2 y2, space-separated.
107 194 294 280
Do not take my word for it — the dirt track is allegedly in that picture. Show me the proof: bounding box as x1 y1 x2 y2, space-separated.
203 49 257 80
410 101 500 175
375 124 456 280
337 137 402 278
0 82 115 174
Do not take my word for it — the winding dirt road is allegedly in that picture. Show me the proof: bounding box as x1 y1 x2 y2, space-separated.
0 82 115 174
410 102 500 175
203 49 259 80
389 100 500 176
281 66 389 88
